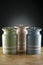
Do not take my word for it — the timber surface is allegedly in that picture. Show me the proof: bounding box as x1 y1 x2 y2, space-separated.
0 47 43 65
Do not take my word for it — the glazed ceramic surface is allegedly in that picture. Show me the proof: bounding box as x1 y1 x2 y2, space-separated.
16 25 28 54
27 27 42 54
2 27 17 54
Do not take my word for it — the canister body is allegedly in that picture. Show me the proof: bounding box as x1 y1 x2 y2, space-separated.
16 26 28 54
17 30 26 54
2 27 17 54
27 27 42 54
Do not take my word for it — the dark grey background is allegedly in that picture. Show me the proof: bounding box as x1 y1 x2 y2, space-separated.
0 0 43 46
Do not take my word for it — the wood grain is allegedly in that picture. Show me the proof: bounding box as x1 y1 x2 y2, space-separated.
0 47 43 65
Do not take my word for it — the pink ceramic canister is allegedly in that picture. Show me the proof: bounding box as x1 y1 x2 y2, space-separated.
14 25 28 54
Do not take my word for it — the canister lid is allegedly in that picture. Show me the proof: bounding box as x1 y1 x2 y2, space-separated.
14 24 29 29
27 26 42 34
2 27 17 33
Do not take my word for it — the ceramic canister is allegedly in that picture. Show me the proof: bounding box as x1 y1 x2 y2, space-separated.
15 25 28 54
2 27 17 54
27 27 42 54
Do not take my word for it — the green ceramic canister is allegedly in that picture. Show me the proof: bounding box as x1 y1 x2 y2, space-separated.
2 27 17 54
26 27 42 54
